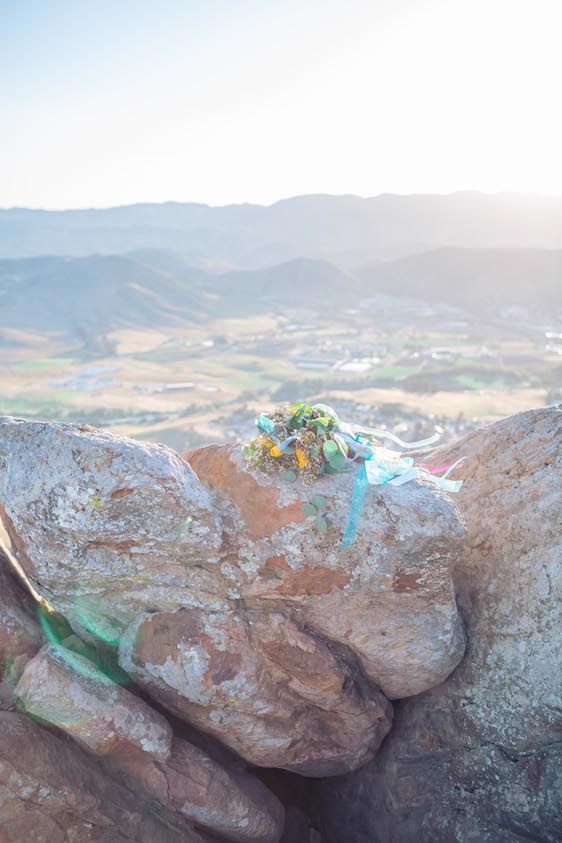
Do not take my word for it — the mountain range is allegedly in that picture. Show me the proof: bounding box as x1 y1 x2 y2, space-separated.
0 193 561 340
2 192 562 268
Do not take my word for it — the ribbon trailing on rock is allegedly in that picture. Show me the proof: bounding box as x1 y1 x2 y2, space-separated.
341 462 369 548
244 401 464 546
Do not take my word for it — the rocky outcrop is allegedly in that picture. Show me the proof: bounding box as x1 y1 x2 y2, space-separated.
314 406 562 842
115 736 285 843
0 711 211 843
0 419 222 643
1 407 559 841
0 418 465 775
10 639 284 842
185 444 466 704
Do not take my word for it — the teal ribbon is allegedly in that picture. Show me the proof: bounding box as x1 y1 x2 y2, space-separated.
257 413 275 435
341 453 463 545
341 462 370 548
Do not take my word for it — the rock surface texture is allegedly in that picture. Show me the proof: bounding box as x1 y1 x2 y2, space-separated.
315 407 562 842
116 736 285 843
0 554 42 679
0 418 222 644
185 444 466 704
15 643 173 760
11 641 284 843
0 711 212 843
0 417 466 776
0 409 559 841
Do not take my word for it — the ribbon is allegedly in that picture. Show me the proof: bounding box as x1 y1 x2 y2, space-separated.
313 404 440 450
341 462 370 548
257 413 276 435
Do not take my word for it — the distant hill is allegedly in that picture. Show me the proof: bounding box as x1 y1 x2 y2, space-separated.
0 254 206 339
0 255 358 338
357 247 562 314
125 249 209 282
2 192 562 268
0 246 559 343
209 259 359 314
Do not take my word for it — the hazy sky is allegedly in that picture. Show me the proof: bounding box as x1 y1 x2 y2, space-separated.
1 0 561 208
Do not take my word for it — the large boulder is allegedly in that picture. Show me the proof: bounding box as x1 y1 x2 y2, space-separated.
0 418 222 643
118 606 390 776
0 711 210 843
13 640 284 843
185 444 466 703
0 416 466 774
314 407 562 841
117 736 285 843
15 643 173 760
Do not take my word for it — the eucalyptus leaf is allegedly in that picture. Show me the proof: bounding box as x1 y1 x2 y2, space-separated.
311 494 327 510
301 502 317 517
315 514 328 534
323 440 339 458
281 470 297 482
327 452 347 471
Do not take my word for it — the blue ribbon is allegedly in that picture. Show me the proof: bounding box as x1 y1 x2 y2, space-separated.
341 462 370 548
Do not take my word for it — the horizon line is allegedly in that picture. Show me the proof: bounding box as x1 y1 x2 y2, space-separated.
2 189 562 214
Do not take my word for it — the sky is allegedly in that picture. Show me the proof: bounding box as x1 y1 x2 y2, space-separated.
1 0 561 209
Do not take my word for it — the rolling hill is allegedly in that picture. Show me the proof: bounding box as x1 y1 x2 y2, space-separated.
0 254 206 339
208 258 360 314
357 247 562 314
0 245 560 345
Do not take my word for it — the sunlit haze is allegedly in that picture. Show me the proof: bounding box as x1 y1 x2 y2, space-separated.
1 0 561 208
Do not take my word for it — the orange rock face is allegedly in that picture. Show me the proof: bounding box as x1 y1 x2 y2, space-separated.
186 444 306 539
13 642 284 842
0 711 213 843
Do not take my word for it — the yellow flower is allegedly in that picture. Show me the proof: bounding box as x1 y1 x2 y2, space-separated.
296 447 309 468
270 445 283 457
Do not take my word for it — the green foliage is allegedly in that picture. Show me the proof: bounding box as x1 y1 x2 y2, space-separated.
315 514 328 534
322 440 347 471
301 495 331 535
